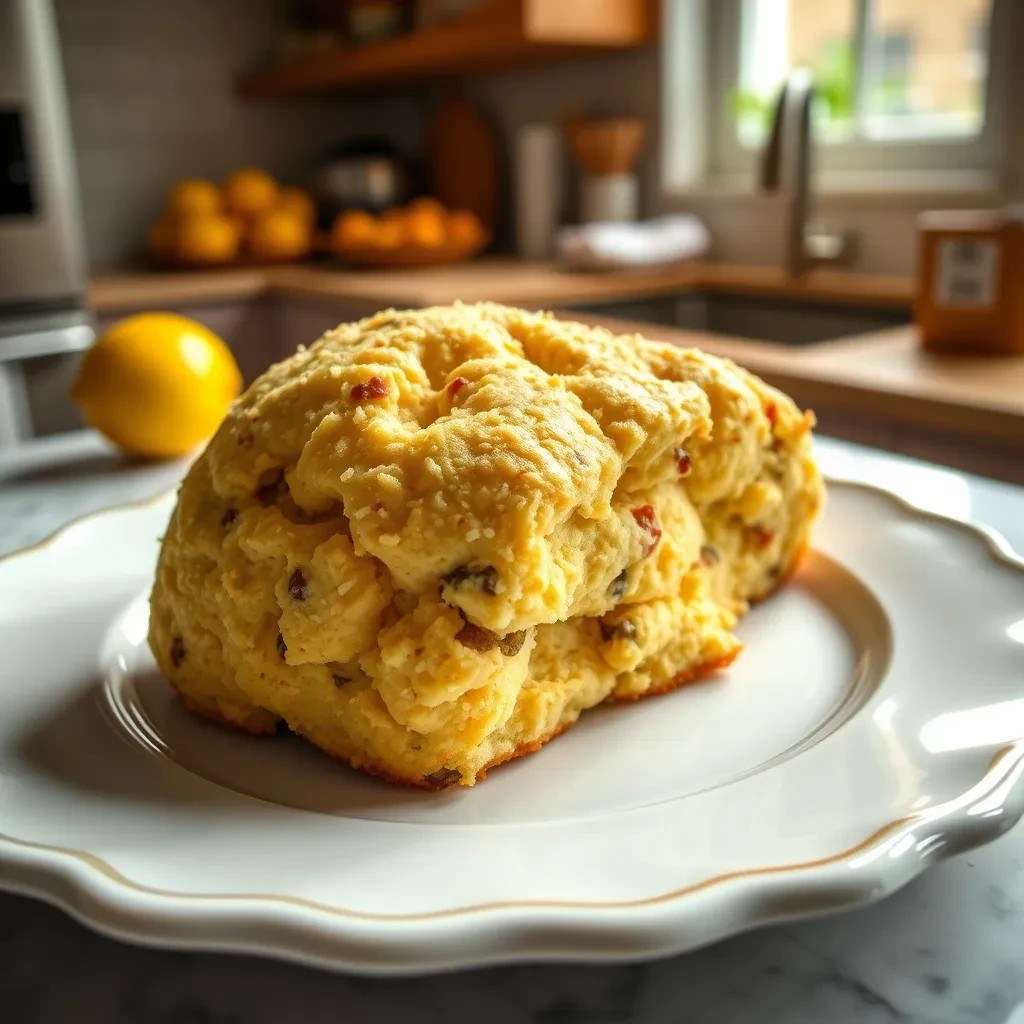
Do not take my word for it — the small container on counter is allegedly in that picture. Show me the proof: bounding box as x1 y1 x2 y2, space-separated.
515 124 562 260
566 118 644 226
915 208 1024 355
580 173 638 224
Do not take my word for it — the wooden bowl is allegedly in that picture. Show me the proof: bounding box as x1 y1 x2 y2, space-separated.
146 250 318 271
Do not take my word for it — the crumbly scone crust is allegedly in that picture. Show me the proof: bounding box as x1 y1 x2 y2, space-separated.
150 304 823 787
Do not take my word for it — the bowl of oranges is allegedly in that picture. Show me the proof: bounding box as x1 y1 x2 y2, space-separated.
147 169 319 269
329 198 487 268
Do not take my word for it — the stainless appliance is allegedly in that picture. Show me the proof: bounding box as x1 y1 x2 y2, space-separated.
0 0 92 446
309 136 408 221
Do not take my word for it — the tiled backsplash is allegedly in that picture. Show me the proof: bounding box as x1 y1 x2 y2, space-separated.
53 0 414 267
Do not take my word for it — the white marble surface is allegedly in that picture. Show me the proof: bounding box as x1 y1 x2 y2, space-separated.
2 431 1024 1024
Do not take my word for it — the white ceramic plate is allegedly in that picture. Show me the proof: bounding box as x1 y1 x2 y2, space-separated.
1 480 1023 974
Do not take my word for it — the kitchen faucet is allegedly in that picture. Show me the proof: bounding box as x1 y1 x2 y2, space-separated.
759 68 853 275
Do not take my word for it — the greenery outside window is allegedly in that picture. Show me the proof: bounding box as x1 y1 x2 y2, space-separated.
705 0 1007 189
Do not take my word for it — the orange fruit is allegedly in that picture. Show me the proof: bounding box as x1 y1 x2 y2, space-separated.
447 209 485 249
71 313 242 459
248 208 312 261
403 199 447 249
175 214 240 265
331 210 377 250
407 196 447 219
223 168 279 220
404 211 446 248
167 179 222 219
147 216 178 260
278 186 316 225
371 219 404 249
226 214 247 247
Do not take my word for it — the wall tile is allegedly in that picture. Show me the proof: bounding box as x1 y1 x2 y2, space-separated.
52 0 410 267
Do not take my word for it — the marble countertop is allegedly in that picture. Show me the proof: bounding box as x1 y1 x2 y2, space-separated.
2 432 1024 1024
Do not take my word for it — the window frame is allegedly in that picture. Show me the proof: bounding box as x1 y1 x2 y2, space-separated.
699 0 1011 192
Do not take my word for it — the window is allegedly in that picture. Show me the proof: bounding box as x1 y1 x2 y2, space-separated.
874 30 912 117
705 0 1005 188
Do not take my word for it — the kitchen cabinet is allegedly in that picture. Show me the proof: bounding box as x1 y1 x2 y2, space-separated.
15 298 284 444
275 296 368 353
808 406 1022 485
13 275 1016 485
94 298 281 387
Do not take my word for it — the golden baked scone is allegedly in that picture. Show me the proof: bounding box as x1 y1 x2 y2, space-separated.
149 304 823 787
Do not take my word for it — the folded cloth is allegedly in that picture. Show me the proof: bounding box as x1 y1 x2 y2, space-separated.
556 214 710 271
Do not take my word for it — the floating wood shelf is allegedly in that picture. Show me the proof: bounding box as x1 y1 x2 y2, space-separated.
238 0 657 98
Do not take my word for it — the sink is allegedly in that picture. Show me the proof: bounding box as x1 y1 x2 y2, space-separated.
568 292 910 346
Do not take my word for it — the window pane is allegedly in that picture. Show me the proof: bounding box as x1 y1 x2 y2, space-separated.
734 0 857 146
731 0 993 147
861 0 991 139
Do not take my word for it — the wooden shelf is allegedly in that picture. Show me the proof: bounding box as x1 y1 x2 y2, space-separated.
238 0 657 98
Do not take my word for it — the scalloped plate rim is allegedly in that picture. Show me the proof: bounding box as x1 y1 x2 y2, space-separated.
0 476 1022 974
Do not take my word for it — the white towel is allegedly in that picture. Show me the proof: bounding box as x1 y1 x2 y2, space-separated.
556 215 710 271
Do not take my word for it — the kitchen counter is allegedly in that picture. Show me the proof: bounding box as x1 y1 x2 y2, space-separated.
2 431 1024 1024
83 260 1024 481
574 314 1024 448
88 258 914 314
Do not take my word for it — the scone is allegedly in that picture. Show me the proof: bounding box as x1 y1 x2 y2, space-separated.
149 303 823 787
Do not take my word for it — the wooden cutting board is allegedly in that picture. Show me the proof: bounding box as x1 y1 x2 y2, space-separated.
428 89 499 235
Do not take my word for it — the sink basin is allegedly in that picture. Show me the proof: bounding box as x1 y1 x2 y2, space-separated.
569 292 910 346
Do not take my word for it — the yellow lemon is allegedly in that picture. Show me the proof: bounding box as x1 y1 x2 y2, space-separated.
277 186 317 226
248 208 312 261
175 213 240 265
167 178 222 219
71 313 243 459
223 168 279 220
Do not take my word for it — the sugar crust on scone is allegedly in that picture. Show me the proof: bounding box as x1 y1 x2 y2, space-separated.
149 304 823 787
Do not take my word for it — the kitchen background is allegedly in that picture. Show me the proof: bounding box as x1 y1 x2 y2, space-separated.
58 0 659 266
3 0 1023 482
56 0 1019 272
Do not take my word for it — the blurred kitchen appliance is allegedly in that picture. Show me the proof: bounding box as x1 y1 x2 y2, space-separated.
0 0 91 446
310 137 407 220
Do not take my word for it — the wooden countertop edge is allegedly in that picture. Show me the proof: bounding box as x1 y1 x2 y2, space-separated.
87 260 914 313
566 312 1024 447
88 267 271 309
86 264 1024 445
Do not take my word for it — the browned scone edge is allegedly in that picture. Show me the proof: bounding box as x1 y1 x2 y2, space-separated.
174 649 743 789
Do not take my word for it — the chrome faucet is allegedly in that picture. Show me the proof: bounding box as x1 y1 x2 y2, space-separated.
759 68 853 275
